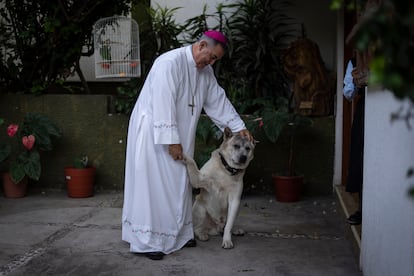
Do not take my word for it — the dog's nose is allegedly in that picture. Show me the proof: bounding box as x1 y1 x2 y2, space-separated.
239 155 247 164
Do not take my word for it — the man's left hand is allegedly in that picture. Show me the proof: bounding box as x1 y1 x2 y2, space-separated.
239 129 254 142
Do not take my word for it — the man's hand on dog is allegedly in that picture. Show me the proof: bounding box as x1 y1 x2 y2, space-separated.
239 129 254 142
169 144 183 160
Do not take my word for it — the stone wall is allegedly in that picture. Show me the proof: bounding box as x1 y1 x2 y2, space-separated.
0 94 128 192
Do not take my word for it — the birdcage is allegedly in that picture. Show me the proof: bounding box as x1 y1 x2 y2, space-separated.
93 16 140 78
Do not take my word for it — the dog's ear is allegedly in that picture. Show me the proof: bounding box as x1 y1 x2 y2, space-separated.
223 127 233 140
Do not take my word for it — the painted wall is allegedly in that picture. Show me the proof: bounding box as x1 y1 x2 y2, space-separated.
361 89 414 276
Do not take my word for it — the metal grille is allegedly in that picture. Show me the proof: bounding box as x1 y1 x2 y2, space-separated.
93 16 140 78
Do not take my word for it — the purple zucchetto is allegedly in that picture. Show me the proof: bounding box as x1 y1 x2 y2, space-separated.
204 30 228 46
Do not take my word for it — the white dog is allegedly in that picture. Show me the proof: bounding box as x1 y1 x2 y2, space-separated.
183 127 255 249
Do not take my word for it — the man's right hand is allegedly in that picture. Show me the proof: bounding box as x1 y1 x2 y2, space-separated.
168 144 183 160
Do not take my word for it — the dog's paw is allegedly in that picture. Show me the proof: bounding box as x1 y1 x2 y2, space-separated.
208 227 221 236
222 239 234 249
195 232 210 241
181 154 188 164
232 228 245 236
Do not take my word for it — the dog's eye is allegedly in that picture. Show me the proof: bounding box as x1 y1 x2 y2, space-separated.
233 144 240 149
245 147 251 151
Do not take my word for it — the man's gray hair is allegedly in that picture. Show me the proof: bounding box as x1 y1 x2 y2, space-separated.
198 34 227 50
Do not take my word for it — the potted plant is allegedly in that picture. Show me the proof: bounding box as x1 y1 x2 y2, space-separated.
64 156 96 198
0 113 62 198
247 97 312 202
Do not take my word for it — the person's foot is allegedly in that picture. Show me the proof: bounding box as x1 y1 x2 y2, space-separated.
145 252 165 260
347 211 362 225
183 239 197 248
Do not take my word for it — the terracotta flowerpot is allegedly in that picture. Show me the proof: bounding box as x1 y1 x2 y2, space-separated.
2 172 28 198
64 167 96 198
272 174 303 202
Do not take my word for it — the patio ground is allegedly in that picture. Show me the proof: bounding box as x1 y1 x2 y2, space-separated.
0 190 362 276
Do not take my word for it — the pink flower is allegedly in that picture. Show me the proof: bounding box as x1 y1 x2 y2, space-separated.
22 135 35 150
259 120 264 128
7 124 19 137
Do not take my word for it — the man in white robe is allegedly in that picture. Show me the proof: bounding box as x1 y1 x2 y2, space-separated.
122 30 252 260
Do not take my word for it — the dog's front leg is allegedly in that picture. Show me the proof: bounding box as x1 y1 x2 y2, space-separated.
182 155 206 189
222 195 241 249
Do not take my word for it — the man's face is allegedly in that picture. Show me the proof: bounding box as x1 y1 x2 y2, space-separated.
194 41 225 69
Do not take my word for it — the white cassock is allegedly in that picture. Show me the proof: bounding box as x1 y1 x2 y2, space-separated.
122 45 246 254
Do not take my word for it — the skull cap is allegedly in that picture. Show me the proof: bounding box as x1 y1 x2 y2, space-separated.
204 30 228 46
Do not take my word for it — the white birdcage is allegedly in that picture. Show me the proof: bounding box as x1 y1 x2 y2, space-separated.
93 16 141 78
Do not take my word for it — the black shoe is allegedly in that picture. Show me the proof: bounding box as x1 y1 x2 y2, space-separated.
145 252 165 260
184 239 197 248
347 211 362 225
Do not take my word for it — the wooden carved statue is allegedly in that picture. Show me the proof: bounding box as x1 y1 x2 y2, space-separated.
283 38 335 116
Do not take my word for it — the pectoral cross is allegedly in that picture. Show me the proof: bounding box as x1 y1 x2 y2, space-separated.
188 95 195 115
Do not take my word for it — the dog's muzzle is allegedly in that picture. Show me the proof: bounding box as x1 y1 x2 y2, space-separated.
238 155 247 164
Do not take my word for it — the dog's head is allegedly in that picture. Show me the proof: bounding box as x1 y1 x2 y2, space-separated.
219 127 256 170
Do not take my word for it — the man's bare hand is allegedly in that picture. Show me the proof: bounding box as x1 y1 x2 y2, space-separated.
239 129 254 142
168 144 183 160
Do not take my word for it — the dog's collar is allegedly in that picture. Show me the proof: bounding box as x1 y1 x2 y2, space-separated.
219 153 242 176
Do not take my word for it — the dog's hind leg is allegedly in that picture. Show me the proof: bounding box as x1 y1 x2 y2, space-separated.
192 199 210 241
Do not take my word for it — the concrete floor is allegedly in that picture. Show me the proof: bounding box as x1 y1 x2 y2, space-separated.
0 190 362 276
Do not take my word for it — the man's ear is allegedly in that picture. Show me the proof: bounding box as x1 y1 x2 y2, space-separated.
199 40 208 50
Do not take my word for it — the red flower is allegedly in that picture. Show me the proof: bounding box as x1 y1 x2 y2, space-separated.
7 124 19 137
22 135 35 150
259 120 264 128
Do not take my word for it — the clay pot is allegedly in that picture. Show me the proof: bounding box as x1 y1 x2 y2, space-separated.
272 174 303 202
64 167 96 198
2 172 28 198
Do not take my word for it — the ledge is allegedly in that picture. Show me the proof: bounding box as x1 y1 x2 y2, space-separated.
334 184 361 264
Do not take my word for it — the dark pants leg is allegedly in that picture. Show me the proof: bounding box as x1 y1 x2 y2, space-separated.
346 94 365 212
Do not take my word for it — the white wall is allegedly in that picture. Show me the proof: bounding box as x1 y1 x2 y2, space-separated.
151 0 235 25
361 89 414 276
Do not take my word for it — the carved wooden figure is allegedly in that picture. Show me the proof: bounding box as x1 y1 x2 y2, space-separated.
283 38 335 116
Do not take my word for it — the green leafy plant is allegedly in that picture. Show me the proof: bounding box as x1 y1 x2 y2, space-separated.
0 0 134 94
224 0 298 100
0 113 62 183
194 116 221 167
73 156 89 169
148 4 184 55
114 78 141 114
247 97 312 176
